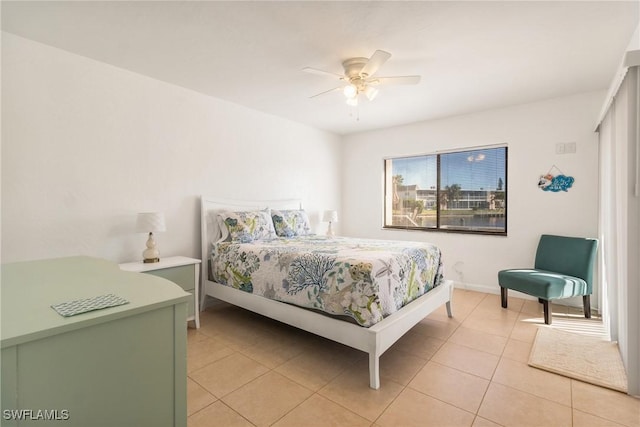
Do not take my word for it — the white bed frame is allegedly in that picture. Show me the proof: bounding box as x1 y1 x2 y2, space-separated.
200 196 453 389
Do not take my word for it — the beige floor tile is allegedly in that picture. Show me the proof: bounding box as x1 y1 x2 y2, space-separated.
462 310 518 338
471 416 502 427
334 348 428 388
222 371 313 427
275 341 363 391
452 289 487 306
492 358 571 406
573 409 628 427
190 352 269 398
431 342 500 380
187 333 236 373
501 338 532 363
187 378 217 416
413 317 460 340
438 300 480 322
272 394 370 427
521 299 545 316
238 329 308 369
376 388 475 427
425 301 462 323
567 304 590 316
519 300 575 316
197 306 257 338
478 383 572 427
379 346 428 385
548 317 609 338
449 289 487 311
509 313 543 343
187 290 633 427
318 367 404 421
303 335 364 359
518 301 568 323
392 329 445 360
550 302 569 315
476 293 524 314
187 401 253 427
572 380 640 427
448 326 507 356
215 324 274 351
471 301 521 321
409 361 489 413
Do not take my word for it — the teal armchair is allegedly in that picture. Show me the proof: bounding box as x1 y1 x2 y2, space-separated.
498 235 598 324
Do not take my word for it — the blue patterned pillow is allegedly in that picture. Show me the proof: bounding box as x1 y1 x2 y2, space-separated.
271 209 312 237
218 209 277 243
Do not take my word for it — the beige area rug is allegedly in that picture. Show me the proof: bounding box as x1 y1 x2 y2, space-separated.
529 327 628 393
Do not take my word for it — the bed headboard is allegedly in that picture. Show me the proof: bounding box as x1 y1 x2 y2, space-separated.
200 196 302 288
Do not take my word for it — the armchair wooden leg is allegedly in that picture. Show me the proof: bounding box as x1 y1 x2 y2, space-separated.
583 295 591 319
542 300 551 325
501 287 508 308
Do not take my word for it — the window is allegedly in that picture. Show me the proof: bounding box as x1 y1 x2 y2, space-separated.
384 146 507 235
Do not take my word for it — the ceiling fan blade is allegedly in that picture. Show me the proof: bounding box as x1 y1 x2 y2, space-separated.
360 50 391 78
371 75 421 86
302 67 344 79
309 86 343 98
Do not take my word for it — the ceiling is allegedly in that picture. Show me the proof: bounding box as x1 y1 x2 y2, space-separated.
2 1 638 135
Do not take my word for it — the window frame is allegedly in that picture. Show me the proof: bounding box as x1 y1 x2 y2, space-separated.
383 146 508 236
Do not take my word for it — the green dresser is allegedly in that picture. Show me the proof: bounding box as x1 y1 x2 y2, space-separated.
1 256 189 427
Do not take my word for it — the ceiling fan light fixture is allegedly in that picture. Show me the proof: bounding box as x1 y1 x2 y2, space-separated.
305 50 421 104
364 86 379 101
343 84 358 99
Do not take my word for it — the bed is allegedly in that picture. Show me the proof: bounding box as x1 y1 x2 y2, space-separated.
200 196 453 389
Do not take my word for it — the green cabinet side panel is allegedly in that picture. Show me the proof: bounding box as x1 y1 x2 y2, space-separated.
3 305 186 427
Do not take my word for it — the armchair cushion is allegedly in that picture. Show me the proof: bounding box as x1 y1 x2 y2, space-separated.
498 269 589 300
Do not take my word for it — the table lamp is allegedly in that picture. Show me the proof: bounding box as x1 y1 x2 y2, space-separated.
322 210 338 238
136 212 166 263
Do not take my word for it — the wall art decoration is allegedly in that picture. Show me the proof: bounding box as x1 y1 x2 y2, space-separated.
538 165 574 192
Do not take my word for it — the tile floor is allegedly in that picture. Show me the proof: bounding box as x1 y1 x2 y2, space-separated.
187 289 639 427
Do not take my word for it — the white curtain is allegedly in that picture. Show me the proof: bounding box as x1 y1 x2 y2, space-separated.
597 66 639 396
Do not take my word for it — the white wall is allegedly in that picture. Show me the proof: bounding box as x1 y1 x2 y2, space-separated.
0 32 605 303
1 33 341 264
341 91 603 302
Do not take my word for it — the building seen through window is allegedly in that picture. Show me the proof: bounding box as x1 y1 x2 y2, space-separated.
384 146 507 235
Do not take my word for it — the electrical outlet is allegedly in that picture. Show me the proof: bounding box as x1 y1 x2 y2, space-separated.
565 142 576 153
556 143 565 154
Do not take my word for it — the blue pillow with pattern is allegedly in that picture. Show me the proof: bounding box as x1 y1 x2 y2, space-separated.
271 209 312 237
218 209 277 243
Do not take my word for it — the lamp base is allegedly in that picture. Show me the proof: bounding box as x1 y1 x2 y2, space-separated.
326 222 335 238
142 232 160 263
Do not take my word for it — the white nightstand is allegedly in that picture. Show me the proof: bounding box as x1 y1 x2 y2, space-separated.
120 256 201 328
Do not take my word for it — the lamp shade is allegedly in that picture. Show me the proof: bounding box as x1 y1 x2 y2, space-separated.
322 210 338 223
136 212 166 233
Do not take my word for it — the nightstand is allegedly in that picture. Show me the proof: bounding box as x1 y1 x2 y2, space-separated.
120 256 201 328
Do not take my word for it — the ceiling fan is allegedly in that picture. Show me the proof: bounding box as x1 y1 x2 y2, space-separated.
303 50 420 106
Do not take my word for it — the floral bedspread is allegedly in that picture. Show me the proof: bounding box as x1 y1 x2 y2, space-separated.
210 235 444 327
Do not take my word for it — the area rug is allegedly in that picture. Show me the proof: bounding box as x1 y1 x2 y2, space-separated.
528 327 627 393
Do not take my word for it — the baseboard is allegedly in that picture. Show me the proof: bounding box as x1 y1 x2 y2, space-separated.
452 281 597 311
453 281 497 295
